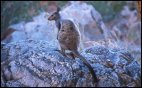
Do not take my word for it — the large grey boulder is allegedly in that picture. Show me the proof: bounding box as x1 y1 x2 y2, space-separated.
1 40 141 87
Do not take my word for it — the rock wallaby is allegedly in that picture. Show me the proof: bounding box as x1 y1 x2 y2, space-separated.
48 7 98 83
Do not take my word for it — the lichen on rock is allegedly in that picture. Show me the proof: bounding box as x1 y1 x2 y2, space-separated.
1 40 141 87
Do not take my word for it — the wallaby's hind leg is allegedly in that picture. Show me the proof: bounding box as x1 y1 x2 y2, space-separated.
54 47 67 57
54 49 76 59
66 52 76 59
60 47 66 57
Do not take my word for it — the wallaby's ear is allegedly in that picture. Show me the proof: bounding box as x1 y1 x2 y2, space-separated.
57 7 61 12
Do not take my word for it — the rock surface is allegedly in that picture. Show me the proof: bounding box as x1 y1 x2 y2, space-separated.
1 40 141 87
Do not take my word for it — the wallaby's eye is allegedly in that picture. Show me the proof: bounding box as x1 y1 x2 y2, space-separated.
61 29 64 32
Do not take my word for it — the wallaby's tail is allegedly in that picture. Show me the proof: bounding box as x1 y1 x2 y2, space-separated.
72 50 98 83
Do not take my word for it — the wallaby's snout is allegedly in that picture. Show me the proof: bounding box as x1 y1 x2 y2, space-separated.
48 13 54 20
48 12 58 21
48 7 61 21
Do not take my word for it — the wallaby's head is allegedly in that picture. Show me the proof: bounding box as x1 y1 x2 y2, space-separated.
48 7 61 21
